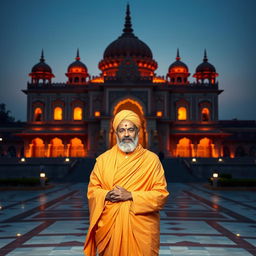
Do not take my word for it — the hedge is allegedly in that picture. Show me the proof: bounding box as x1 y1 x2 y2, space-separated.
0 177 49 187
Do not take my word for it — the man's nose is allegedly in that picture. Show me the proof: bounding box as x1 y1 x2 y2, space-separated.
124 130 129 136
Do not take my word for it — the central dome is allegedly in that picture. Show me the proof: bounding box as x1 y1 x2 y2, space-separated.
104 34 153 59
99 4 157 77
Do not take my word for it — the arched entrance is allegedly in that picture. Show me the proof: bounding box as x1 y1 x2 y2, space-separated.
110 98 147 148
69 138 86 157
197 137 212 157
50 138 64 157
176 137 192 157
32 138 45 157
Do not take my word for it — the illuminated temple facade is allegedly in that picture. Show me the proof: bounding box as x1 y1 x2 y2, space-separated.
9 5 256 158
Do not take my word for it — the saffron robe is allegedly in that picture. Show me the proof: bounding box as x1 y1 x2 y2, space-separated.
84 144 169 256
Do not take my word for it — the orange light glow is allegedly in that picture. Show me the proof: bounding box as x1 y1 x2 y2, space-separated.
51 138 64 157
94 111 101 117
32 138 45 157
54 107 63 120
73 107 82 120
34 107 42 121
178 107 187 120
202 108 210 121
156 111 163 117
153 77 166 83
71 68 83 73
70 138 86 157
91 77 104 83
174 67 185 73
197 137 212 157
176 137 192 157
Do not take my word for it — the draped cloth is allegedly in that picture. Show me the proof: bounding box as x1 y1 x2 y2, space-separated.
84 144 169 256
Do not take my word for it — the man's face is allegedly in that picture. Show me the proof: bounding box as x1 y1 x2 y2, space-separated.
115 119 139 153
116 119 138 143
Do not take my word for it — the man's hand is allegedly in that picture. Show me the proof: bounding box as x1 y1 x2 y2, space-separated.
105 185 132 202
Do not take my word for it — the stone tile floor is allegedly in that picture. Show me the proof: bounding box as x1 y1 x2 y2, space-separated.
0 183 255 255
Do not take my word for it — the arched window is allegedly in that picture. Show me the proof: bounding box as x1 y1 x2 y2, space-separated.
178 107 187 120
74 77 79 83
73 107 82 120
34 107 42 121
54 107 63 120
202 108 210 121
177 77 182 83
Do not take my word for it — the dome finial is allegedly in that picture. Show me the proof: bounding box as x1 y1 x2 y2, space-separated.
40 49 45 62
176 48 181 61
76 48 80 61
203 49 208 62
122 3 134 34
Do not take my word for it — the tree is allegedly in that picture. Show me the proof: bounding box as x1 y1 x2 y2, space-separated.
0 103 15 124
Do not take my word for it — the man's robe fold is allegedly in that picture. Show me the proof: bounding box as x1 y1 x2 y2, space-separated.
84 144 169 256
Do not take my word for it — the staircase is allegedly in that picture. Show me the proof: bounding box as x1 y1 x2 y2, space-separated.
61 158 95 182
61 157 199 183
162 158 199 182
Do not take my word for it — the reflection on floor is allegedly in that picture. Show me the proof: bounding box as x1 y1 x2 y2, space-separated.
0 183 255 255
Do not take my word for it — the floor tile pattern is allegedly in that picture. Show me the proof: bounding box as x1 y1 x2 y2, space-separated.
0 183 255 255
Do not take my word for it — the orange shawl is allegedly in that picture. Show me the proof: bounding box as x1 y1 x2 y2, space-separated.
84 144 169 256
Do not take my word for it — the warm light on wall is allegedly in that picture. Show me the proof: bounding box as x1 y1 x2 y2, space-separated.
156 111 163 117
54 107 63 120
153 77 166 83
73 107 82 120
71 67 83 73
34 107 42 121
91 77 104 83
202 108 210 121
178 107 187 120
94 111 101 117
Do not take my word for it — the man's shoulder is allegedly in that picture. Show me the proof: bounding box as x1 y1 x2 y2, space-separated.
143 148 160 162
96 147 115 162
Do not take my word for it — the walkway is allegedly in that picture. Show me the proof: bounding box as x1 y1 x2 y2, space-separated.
0 183 255 255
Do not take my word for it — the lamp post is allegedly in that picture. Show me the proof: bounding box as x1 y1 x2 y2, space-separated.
40 172 46 187
212 172 219 188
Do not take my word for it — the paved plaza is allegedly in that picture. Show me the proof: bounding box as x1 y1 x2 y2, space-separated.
0 183 255 255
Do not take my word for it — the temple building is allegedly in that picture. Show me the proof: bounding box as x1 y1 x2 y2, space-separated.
1 5 256 159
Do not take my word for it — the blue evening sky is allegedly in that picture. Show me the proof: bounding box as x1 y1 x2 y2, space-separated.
0 0 255 121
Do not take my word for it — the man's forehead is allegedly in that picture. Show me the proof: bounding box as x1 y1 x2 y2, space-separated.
118 119 135 128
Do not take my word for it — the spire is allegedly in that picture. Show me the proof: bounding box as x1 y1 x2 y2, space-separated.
203 49 208 62
40 49 45 62
122 4 134 35
176 48 181 61
76 48 80 61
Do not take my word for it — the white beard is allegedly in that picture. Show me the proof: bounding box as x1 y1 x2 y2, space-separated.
116 135 139 153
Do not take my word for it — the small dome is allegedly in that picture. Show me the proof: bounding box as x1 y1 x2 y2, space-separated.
31 51 53 73
67 50 87 73
168 50 188 73
195 50 216 73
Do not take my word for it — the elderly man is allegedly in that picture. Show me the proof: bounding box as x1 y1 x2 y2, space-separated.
84 110 169 256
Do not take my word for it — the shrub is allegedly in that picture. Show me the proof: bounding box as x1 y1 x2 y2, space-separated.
0 177 49 187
